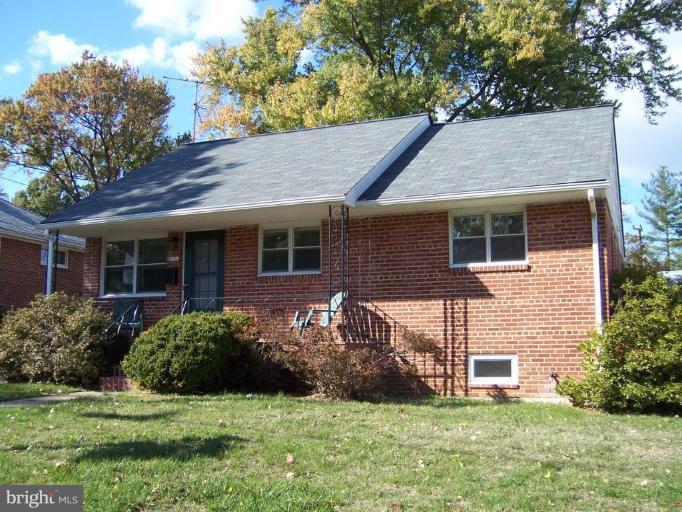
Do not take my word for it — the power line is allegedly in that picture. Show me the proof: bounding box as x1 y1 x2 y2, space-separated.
163 76 206 142
0 175 28 186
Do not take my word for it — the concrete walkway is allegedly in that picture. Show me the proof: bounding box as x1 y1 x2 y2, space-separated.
0 391 101 408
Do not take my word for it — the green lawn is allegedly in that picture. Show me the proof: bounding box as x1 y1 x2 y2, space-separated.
0 382 80 402
0 392 680 511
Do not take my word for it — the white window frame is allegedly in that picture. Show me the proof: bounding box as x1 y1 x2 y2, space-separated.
258 222 322 276
100 233 167 298
468 354 519 386
449 207 528 268
40 246 69 269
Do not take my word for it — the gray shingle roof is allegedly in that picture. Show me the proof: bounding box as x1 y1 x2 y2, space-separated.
361 105 615 202
44 114 429 224
0 199 84 249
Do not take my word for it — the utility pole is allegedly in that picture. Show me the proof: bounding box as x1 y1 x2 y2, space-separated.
633 224 643 248
163 76 206 142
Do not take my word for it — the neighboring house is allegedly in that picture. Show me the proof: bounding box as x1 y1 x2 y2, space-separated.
42 105 623 398
0 199 85 310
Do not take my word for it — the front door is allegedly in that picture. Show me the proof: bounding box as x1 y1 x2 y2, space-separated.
184 231 224 312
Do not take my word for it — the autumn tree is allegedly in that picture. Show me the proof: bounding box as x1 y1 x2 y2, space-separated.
641 166 682 270
0 53 190 204
196 0 682 137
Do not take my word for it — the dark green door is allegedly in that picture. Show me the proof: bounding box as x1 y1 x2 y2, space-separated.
184 231 224 312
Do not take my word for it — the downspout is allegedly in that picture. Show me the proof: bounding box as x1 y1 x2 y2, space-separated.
587 189 603 329
45 230 55 295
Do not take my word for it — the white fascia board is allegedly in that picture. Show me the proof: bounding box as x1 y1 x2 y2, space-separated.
40 194 346 230
344 115 431 207
0 229 85 251
358 181 611 207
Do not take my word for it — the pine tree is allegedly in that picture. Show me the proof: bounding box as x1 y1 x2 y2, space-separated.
641 166 682 270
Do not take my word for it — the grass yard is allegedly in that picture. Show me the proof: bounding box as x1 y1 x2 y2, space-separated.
0 382 80 402
0 392 680 511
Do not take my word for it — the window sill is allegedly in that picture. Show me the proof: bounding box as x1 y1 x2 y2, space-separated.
40 263 68 269
450 261 530 273
468 383 520 389
258 271 322 278
98 293 167 299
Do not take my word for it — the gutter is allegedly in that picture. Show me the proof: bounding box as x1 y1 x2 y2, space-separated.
358 181 611 207
588 189 603 328
41 194 346 229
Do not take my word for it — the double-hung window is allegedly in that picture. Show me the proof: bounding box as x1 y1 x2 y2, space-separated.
40 247 68 268
102 238 167 295
260 225 321 274
451 209 526 266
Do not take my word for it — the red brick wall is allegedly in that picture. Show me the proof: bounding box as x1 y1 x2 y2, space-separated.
0 236 84 310
84 200 623 398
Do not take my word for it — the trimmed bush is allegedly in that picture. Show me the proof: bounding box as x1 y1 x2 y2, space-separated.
122 312 254 393
557 275 682 414
0 293 112 385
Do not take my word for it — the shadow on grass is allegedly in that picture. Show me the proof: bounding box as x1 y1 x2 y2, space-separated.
75 434 246 462
78 410 177 422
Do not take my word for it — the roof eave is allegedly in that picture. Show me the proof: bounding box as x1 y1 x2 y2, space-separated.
40 194 347 230
0 229 85 251
357 181 611 207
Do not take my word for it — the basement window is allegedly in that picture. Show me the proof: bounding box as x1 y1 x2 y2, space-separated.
260 224 321 275
468 355 518 386
40 247 68 269
102 237 167 296
450 209 526 266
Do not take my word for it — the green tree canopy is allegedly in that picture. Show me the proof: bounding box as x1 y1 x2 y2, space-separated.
196 0 682 137
641 165 682 270
12 175 73 218
0 53 190 204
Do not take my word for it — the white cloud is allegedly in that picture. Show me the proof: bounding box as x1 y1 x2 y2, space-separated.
126 0 257 41
170 40 200 76
28 31 98 66
108 38 198 76
2 62 21 75
621 202 637 221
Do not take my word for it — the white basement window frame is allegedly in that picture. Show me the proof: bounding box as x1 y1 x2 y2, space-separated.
100 234 168 297
258 223 322 276
449 207 527 267
468 354 519 386
40 246 69 269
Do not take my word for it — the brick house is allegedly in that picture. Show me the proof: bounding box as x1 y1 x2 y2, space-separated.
42 105 623 398
0 199 84 310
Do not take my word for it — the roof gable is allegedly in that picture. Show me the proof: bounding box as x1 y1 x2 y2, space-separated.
361 105 615 202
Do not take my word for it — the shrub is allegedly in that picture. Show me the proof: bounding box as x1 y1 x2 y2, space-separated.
122 312 255 393
610 265 657 303
256 316 418 400
0 292 112 385
557 276 682 413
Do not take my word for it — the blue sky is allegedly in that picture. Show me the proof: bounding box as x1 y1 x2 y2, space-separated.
1 0 681 234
